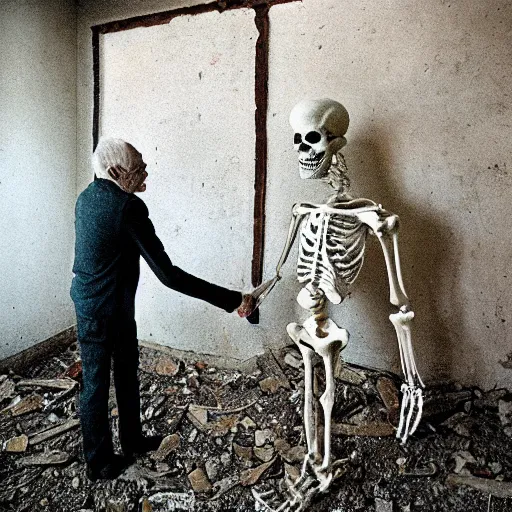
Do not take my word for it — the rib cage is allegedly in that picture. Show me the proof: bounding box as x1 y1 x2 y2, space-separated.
297 211 368 301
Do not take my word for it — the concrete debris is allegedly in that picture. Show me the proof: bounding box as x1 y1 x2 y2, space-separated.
375 497 393 512
498 399 512 437
423 390 472 418
446 473 512 499
16 378 76 391
0 377 16 402
376 377 400 423
239 416 257 429
188 467 212 493
240 457 276 486
140 491 195 511
474 388 507 409
187 405 208 429
2 394 44 417
29 418 80 445
255 429 274 447
154 357 180 377
151 433 180 461
1 343 512 512
4 434 29 452
254 445 274 463
233 443 253 465
284 462 300 482
332 421 395 437
334 361 366 385
18 450 70 466
256 352 290 391
106 501 126 512
259 377 286 394
452 451 477 474
284 352 303 369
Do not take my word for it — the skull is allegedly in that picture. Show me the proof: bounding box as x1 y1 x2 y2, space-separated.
289 99 349 179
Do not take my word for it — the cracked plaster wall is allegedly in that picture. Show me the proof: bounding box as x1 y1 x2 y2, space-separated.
75 0 512 390
0 0 77 360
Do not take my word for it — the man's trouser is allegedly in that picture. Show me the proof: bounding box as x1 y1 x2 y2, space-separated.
76 311 142 470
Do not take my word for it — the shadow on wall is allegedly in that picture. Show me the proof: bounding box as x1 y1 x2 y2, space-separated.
344 123 472 384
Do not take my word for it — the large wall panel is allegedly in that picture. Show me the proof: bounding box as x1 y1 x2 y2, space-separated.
98 9 262 359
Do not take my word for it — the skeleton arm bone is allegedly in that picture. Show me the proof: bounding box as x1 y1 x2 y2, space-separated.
357 207 424 442
238 206 305 317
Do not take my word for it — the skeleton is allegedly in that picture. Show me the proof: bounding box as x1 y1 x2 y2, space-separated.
241 99 424 511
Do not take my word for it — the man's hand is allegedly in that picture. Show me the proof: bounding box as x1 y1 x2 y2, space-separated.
108 164 148 193
237 293 257 319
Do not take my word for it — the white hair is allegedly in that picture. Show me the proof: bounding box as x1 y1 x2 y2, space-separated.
92 137 142 180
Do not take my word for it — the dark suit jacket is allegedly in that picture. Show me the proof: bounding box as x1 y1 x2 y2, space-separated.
71 179 241 319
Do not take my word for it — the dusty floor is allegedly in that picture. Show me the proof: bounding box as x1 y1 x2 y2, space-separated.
1 339 512 512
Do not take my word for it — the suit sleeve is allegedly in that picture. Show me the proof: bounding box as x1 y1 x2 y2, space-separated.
122 197 242 312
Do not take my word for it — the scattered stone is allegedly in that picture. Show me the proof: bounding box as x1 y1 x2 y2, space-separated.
61 360 82 381
498 399 512 435
72 476 80 489
0 377 16 402
210 475 240 500
29 418 80 445
332 422 395 437
209 415 238 437
187 405 208 430
4 434 29 452
40 498 49 507
18 450 70 466
259 377 286 394
205 460 218 481
155 357 179 377
255 429 274 447
256 352 290 391
442 413 472 437
275 440 306 464
452 451 477 474
376 377 400 423
284 462 301 481
220 452 231 465
446 473 512 498
2 394 44 417
151 433 180 461
195 361 207 371
240 457 276 486
424 390 472 418
284 352 303 369
489 462 503 475
254 445 274 463
334 361 366 385
239 416 257 429
16 378 76 391
474 389 509 409
187 375 199 389
233 443 253 464
375 497 393 512
140 491 195 512
188 429 198 444
188 468 212 493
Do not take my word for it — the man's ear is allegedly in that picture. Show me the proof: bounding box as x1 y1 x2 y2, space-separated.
107 166 120 180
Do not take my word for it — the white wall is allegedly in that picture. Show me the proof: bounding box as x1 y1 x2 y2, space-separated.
0 0 77 359
77 0 512 390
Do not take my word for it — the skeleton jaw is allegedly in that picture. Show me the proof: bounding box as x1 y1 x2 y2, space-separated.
299 151 330 179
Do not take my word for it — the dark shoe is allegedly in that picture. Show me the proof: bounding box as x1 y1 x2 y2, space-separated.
86 454 129 481
122 435 163 457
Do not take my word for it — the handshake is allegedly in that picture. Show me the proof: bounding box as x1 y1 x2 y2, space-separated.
236 275 281 324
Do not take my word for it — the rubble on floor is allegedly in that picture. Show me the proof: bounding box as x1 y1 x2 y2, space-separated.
1 341 512 512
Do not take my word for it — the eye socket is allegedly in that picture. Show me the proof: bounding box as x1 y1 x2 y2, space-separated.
305 131 322 144
294 133 302 144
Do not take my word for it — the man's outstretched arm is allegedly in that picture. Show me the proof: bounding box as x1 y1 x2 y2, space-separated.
122 197 242 313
